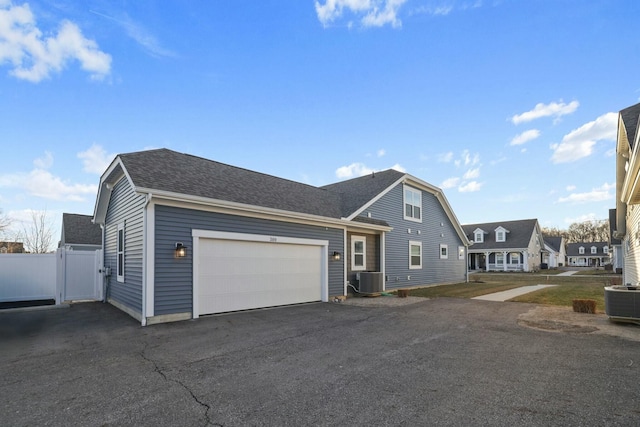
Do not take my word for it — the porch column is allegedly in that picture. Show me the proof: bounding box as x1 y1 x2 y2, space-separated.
485 251 490 271
503 251 508 271
523 250 529 271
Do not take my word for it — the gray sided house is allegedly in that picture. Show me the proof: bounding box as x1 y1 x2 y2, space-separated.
59 213 102 251
566 242 610 267
463 219 545 272
93 149 470 325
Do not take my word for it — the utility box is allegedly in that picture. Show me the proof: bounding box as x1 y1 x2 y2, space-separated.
358 272 384 294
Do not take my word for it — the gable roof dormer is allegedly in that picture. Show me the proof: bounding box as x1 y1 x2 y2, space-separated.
473 228 486 243
494 226 509 242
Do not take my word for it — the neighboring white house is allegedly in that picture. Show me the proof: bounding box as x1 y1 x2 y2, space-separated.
566 242 610 267
543 235 566 268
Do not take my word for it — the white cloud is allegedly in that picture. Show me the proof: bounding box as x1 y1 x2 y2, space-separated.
550 112 617 163
0 2 112 82
564 213 597 225
335 162 375 178
557 182 614 204
78 144 115 174
377 149 386 157
413 5 453 16
510 129 540 146
335 161 405 178
315 0 407 28
459 181 482 192
566 185 576 191
438 151 454 163
0 152 98 201
441 177 460 189
33 151 53 169
89 10 175 58
390 163 405 172
463 168 480 180
511 100 579 125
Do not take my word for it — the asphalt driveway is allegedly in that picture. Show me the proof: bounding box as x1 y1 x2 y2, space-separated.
1 298 640 426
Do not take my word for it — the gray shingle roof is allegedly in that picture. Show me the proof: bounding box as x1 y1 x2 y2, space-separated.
566 242 609 257
620 102 640 150
462 219 539 250
62 213 102 245
543 235 563 253
320 169 406 217
119 149 345 218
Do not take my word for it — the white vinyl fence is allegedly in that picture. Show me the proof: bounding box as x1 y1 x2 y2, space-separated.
0 254 57 302
0 249 103 304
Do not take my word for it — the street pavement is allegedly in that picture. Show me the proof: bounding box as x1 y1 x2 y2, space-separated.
1 299 639 426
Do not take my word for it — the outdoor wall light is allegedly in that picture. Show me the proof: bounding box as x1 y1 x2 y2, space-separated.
332 251 341 261
175 242 187 258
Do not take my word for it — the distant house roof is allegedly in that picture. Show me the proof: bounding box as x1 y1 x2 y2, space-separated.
462 219 540 250
0 241 25 253
543 235 564 253
566 242 609 257
61 213 102 246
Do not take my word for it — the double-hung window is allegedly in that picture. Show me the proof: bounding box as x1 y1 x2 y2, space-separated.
352 236 366 271
404 186 422 222
409 241 422 269
579 246 584 255
117 222 125 282
591 246 597 254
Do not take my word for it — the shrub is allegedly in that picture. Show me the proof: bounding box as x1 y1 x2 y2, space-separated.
572 299 596 314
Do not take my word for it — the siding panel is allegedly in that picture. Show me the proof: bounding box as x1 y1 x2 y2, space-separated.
154 205 344 315
104 177 145 314
364 184 466 289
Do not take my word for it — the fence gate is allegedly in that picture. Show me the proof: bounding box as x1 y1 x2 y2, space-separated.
57 249 103 302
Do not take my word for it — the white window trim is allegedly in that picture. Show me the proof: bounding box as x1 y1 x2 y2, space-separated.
603 246 609 254
579 246 584 254
117 222 125 283
352 235 366 271
510 253 519 264
590 246 597 254
409 241 422 269
403 185 422 223
440 243 448 260
458 246 465 260
474 230 484 243
496 231 505 242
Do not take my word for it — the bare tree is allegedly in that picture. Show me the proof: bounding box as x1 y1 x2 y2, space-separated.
565 219 609 243
0 209 11 237
21 210 55 253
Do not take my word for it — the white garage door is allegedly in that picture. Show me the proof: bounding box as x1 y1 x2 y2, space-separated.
196 235 324 316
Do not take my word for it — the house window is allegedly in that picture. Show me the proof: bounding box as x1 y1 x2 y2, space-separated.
440 244 448 259
496 253 504 265
510 253 519 264
603 246 609 254
591 246 597 254
579 246 584 255
404 186 422 222
117 222 125 282
496 231 505 242
352 236 366 271
474 231 483 243
458 246 465 260
409 241 422 269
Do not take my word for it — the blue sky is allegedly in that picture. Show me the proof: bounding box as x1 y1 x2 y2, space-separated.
1 0 639 249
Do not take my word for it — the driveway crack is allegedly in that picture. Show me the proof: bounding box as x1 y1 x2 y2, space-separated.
140 342 216 426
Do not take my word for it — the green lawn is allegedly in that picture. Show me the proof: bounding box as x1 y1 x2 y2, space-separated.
406 272 620 312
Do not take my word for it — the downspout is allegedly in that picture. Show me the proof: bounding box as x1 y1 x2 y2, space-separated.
100 223 106 302
141 193 153 327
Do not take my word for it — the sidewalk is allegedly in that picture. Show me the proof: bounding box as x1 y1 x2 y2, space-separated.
472 284 557 302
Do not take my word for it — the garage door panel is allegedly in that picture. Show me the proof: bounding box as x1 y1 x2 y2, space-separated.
197 238 323 315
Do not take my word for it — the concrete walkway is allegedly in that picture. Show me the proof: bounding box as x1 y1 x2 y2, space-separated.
556 271 578 276
472 284 557 302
